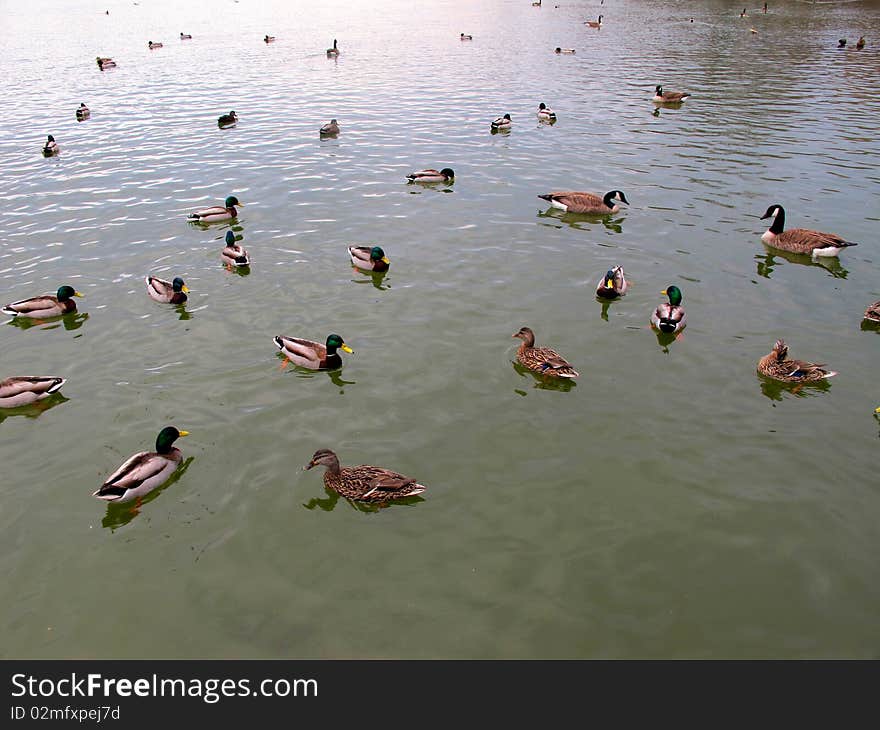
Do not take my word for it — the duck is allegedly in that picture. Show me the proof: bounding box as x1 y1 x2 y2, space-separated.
585 15 603 28
148 41 163 49
320 118 340 136
537 102 557 121
757 340 837 382
653 85 691 102
538 190 628 214
0 377 67 409
145 275 188 304
863 301 880 323
3 285 83 318
96 56 116 69
595 265 628 299
856 36 865 50
406 168 455 183
42 135 59 156
217 110 237 127
555 47 576 54
273 333 353 370
491 113 512 131
187 195 242 223
93 426 188 504
349 245 390 273
220 230 249 267
326 38 339 56
305 449 427 503
264 35 276 43
838 38 847 48
650 286 687 334
759 204 858 257
460 33 473 40
532 0 541 6
180 32 192 40
512 326 579 378
75 103 90 121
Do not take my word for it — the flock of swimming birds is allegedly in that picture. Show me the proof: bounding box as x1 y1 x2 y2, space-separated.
5 7 879 510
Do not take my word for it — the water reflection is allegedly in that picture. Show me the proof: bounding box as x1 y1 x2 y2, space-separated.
652 329 679 353
0 394 69 423
174 304 192 321
511 361 576 392
757 374 832 402
536 208 624 233
755 248 848 280
860 318 880 334
597 299 613 322
302 485 425 512
6 312 89 332
99 457 194 531
350 270 389 291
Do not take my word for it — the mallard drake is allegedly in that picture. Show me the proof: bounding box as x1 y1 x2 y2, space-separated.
42 135 59 156
3 285 83 318
217 110 237 127
148 41 163 49
145 275 188 304
653 85 691 103
491 113 512 130
180 32 192 40
349 245 389 272
75 103 90 121
863 301 880 323
326 38 339 56
320 119 340 136
757 340 837 382
512 326 579 378
856 36 866 50
759 204 858 258
187 196 242 222
406 168 455 183
651 286 687 334
538 190 628 214
555 47 576 54
273 333 353 370
460 33 473 40
596 265 628 299
0 377 66 409
537 102 557 121
264 35 276 43
96 56 116 69
221 230 249 267
305 449 426 502
93 426 188 503
586 15 603 27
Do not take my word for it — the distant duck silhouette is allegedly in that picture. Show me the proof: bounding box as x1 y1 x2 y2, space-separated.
585 15 602 28
532 0 541 6
264 35 276 43
180 32 192 40
856 36 865 50
460 33 473 40
740 8 747 18
555 47 575 54
217 110 237 127
320 119 340 136
42 135 59 156
327 38 339 56
148 41 163 49
838 38 847 48
75 103 90 121
653 84 691 103
96 56 116 69
491 113 512 131
537 102 556 121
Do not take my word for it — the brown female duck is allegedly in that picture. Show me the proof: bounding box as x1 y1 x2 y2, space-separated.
512 327 579 378
305 448 426 502
757 339 837 382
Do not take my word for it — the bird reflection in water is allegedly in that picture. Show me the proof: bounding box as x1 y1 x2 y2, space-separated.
757 374 832 402
350 270 390 291
7 311 90 332
301 485 425 512
536 207 624 233
0 394 69 424
99 457 194 531
754 249 848 280
511 361 576 392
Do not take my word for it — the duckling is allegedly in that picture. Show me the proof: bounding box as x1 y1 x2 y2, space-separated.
349 245 390 273
856 36 865 50
187 196 242 223
460 33 473 40
326 38 339 56
273 333 353 371
650 286 687 334
220 230 249 267
537 102 557 121
0 377 67 409
148 41 163 49
145 276 188 304
93 426 189 503
757 340 837 382
491 113 512 131
538 190 628 214
512 326 579 378
75 103 90 121
217 110 237 127
863 301 880 324
180 32 192 40
653 85 691 102
96 56 116 69
305 449 427 503
595 265 628 299
406 168 455 183
759 204 858 258
555 47 576 54
264 35 276 43
3 285 83 318
585 15 603 28
42 134 59 156
320 118 340 136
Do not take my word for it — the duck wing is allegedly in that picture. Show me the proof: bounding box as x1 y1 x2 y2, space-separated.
348 246 373 264
94 450 168 498
0 376 65 399
2 294 61 316
354 466 426 500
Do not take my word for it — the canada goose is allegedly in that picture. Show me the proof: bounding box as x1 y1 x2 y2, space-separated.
555 47 576 54
537 190 628 214
856 36 865 50
180 32 192 40
460 33 473 40
327 39 339 56
491 113 512 131
586 15 602 28
653 85 691 103
320 119 340 136
42 135 59 156
757 340 837 383
148 41 163 49
75 103 90 121
537 102 556 121
217 110 237 127
759 204 859 258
